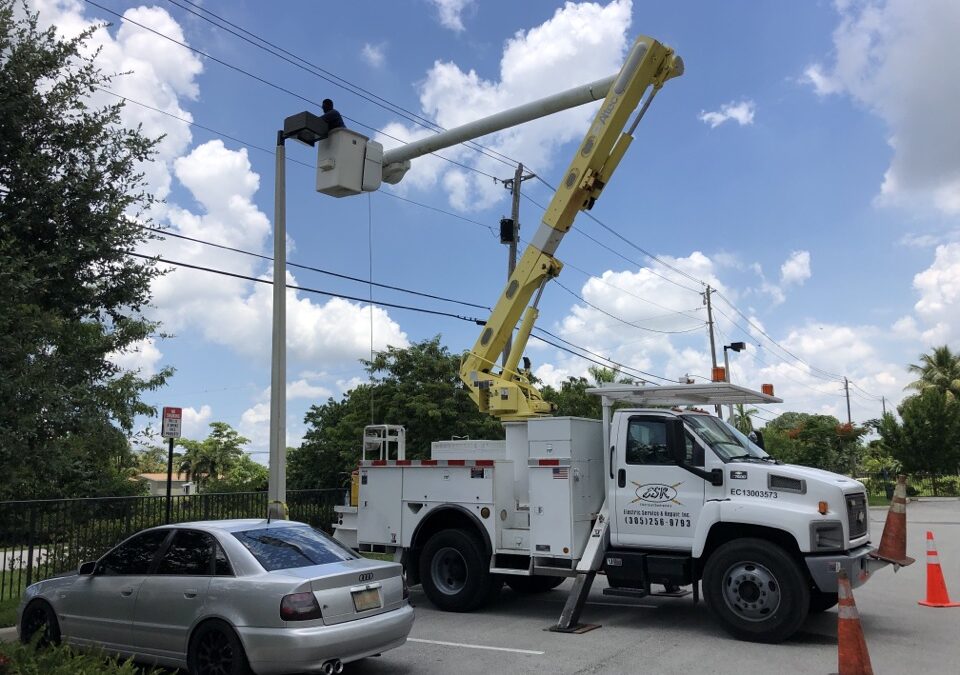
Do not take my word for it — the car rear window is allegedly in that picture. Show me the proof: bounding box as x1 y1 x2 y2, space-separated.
232 526 356 571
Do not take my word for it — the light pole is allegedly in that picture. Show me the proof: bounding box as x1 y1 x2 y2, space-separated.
268 111 331 520
723 342 746 423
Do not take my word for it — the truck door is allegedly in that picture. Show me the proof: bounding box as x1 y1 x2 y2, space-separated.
612 415 704 549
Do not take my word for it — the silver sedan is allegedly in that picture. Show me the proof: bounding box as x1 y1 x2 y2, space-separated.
17 519 414 674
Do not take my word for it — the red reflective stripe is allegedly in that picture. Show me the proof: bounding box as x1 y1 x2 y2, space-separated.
476 460 495 467
447 459 466 466
538 459 560 466
371 460 387 466
421 460 438 466
396 460 411 466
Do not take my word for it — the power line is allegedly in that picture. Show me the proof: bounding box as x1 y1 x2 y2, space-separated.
521 193 703 294
553 280 705 335
135 251 675 386
533 327 674 384
132 252 487 324
143 226 491 310
82 0 501 182
105 87 701 340
164 0 521 169
712 289 845 383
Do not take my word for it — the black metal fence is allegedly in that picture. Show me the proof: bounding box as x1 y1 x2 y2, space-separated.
858 473 960 500
0 489 345 602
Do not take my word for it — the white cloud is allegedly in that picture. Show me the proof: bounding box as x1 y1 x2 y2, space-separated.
149 140 409 367
287 379 333 400
361 42 386 68
699 99 756 128
238 404 304 454
382 0 633 210
428 0 473 32
780 250 811 286
910 242 960 343
806 0 960 213
181 405 213 439
108 338 162 377
27 1 203 223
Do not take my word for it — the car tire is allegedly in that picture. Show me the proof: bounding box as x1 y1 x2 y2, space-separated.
808 589 839 613
505 575 565 594
19 599 60 647
188 619 251 675
419 528 494 612
702 538 810 643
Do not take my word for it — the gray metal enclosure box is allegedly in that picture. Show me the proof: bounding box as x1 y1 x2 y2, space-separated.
527 417 604 561
527 417 604 461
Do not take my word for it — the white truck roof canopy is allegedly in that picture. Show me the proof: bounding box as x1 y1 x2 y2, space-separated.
585 382 782 406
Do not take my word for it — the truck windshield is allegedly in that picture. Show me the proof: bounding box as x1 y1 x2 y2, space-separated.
680 414 770 462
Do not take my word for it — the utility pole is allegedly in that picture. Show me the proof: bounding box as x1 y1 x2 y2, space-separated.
704 286 721 416
843 377 852 425
501 163 534 368
881 396 886 416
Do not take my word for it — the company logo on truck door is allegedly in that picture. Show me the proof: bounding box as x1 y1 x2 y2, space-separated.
631 481 683 505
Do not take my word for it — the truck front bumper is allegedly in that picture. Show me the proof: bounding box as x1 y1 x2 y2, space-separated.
804 544 879 592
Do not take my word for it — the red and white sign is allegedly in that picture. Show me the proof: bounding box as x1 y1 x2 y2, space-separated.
161 407 183 439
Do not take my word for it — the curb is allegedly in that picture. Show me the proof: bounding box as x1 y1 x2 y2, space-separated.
0 626 18 643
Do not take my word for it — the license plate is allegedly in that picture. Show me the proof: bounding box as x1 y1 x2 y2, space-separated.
352 588 382 612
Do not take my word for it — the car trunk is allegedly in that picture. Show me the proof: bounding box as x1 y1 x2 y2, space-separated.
279 559 405 626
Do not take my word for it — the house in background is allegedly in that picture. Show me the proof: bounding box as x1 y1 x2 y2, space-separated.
137 472 193 496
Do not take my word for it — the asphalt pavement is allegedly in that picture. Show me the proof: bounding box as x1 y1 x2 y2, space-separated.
3 500 958 674
351 499 960 675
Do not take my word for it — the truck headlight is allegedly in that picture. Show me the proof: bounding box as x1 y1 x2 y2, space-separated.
810 521 844 551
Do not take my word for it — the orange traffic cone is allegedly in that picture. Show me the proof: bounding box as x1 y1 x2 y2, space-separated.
869 474 915 567
918 531 960 608
837 568 873 675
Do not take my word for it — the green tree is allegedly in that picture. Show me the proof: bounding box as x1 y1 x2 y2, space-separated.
290 338 504 490
542 377 601 418
205 454 268 493
131 444 169 474
905 345 960 401
731 404 758 435
879 390 960 474
176 422 249 490
763 412 867 474
0 2 170 499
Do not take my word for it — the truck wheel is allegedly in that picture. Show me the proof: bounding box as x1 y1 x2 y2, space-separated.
702 538 810 643
419 528 494 612
505 576 565 594
808 589 839 613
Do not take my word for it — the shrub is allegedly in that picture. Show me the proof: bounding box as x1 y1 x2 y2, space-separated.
0 640 162 674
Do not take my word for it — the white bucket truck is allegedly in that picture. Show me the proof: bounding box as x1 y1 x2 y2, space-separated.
334 383 893 643
310 31 902 643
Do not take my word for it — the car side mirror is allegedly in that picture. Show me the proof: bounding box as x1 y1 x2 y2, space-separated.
78 561 97 575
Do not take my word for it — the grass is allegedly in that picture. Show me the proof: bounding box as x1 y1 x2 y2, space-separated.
0 595 19 629
361 551 395 562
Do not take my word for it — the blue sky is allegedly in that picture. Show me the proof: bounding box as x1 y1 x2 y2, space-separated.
29 0 960 455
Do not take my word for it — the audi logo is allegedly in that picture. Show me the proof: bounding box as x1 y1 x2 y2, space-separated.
358 572 374 582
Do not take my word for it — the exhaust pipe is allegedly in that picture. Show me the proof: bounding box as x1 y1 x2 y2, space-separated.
321 660 343 675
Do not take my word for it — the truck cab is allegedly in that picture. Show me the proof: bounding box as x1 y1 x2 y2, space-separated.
594 384 876 642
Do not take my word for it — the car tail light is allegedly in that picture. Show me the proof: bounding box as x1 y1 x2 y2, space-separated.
280 592 323 621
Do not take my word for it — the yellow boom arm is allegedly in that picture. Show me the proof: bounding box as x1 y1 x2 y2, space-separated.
458 35 683 420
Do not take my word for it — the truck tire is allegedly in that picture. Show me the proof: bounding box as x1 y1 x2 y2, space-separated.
808 589 839 613
505 575 565 594
419 528 495 612
702 538 810 643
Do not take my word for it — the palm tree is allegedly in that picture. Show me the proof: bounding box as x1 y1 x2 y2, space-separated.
176 422 248 490
732 404 758 435
906 345 960 401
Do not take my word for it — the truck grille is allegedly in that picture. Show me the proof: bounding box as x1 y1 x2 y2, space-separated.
846 493 868 539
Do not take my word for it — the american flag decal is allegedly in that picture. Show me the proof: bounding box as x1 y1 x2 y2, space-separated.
552 467 569 479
